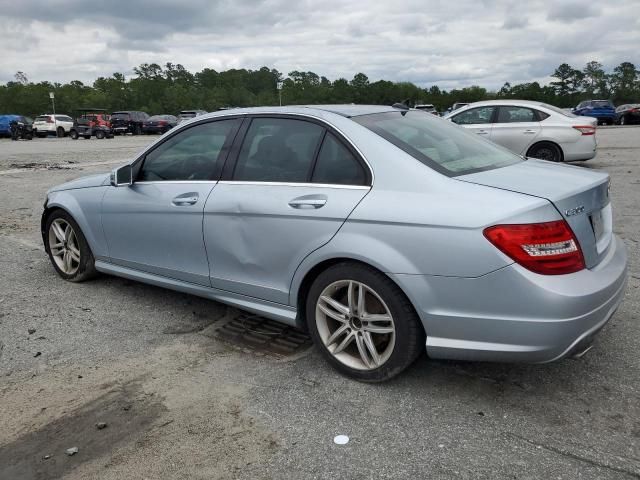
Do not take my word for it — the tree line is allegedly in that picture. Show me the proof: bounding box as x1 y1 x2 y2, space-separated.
1 60 638 118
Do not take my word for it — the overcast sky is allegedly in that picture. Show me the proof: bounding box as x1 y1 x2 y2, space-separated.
1 0 638 90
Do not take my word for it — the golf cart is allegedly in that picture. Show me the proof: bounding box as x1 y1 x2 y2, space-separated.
69 108 114 140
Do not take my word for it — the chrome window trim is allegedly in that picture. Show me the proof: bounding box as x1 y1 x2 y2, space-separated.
218 180 371 190
135 180 218 185
130 110 375 186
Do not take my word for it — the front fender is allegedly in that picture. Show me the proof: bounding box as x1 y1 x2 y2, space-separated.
44 187 109 260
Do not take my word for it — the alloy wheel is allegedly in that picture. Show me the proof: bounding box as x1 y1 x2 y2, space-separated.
315 280 396 370
48 218 81 275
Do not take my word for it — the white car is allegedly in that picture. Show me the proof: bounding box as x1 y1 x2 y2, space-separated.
33 114 74 138
443 100 597 162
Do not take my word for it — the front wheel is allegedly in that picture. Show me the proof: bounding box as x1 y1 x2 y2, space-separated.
527 142 563 162
45 210 97 282
620 115 627 126
70 130 79 140
56 126 65 138
95 130 105 139
306 262 425 382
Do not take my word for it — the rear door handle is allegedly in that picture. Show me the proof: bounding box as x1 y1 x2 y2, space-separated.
476 130 489 135
288 195 327 209
524 129 537 134
172 192 199 206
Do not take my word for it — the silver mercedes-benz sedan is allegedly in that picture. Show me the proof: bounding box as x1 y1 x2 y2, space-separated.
42 105 628 382
443 100 598 163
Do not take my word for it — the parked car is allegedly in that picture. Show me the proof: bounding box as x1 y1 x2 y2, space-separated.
142 115 178 134
0 114 21 137
32 114 74 138
615 104 640 125
444 102 470 114
414 104 438 115
111 111 150 135
444 100 597 162
177 110 207 124
9 116 34 140
573 100 616 125
70 109 113 140
41 105 627 381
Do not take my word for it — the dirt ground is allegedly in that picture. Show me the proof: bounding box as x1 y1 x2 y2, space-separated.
0 128 638 479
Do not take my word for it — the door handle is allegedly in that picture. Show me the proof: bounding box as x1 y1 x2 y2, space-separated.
288 196 327 209
476 130 489 135
523 129 537 134
172 192 199 206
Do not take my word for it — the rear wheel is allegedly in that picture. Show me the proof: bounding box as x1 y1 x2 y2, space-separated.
45 210 97 282
306 262 425 382
620 115 627 125
527 141 563 162
56 126 65 138
70 130 79 140
133 124 142 135
95 130 105 139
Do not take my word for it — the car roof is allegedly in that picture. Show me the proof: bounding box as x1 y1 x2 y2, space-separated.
200 105 398 121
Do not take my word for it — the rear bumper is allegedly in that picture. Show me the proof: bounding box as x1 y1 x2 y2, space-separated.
390 235 628 363
563 135 597 161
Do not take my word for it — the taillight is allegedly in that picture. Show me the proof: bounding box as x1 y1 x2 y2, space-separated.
483 220 585 275
573 125 596 135
158 120 167 126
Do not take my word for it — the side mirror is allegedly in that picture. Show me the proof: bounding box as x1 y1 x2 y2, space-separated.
111 164 132 187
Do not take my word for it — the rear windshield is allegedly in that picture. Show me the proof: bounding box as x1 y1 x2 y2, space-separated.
35 116 50 121
354 111 522 176
179 112 197 118
592 100 613 108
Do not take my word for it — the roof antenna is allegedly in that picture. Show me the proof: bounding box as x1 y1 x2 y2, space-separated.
392 101 410 115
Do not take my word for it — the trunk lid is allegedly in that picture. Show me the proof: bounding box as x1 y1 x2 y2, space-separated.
458 159 611 269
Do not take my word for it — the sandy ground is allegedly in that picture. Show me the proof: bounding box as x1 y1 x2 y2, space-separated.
0 128 638 479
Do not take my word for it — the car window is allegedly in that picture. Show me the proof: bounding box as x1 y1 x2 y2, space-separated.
311 133 367 186
592 101 613 108
355 111 521 176
233 118 324 182
35 116 50 122
138 119 237 182
536 110 550 121
450 107 495 125
496 106 538 123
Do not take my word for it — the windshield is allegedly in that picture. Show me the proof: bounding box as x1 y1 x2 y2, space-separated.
111 113 130 120
354 111 522 176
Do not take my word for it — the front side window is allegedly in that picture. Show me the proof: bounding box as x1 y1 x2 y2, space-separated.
496 106 538 123
450 106 495 125
312 133 366 185
138 119 238 181
355 111 522 176
233 118 324 182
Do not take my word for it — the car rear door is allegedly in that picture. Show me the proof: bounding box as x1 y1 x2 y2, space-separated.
449 106 496 138
203 115 371 305
490 106 541 155
101 117 242 285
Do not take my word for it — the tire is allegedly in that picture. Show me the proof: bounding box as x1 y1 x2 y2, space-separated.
56 127 65 138
70 130 79 140
620 115 627 126
95 130 105 139
45 210 97 282
527 141 563 162
306 262 425 382
133 124 141 136
25 133 33 140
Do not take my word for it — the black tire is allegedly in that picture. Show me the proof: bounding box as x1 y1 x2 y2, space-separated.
527 141 563 162
133 124 141 136
620 115 627 126
70 130 79 140
45 209 98 282
95 130 105 139
25 133 33 140
306 262 425 382
56 127 65 138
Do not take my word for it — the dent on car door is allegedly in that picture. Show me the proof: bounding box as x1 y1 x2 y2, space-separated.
101 118 241 285
450 106 495 137
203 117 371 305
490 106 541 154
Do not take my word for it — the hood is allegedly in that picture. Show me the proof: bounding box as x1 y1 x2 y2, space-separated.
48 172 110 193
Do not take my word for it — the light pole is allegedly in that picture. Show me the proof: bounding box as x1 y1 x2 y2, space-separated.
49 92 58 137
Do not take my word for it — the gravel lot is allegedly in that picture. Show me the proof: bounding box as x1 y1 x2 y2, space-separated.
0 129 638 479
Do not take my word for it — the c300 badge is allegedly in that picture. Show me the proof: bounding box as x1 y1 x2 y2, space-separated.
565 205 585 216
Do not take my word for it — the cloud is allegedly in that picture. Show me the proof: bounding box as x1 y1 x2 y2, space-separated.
0 0 638 90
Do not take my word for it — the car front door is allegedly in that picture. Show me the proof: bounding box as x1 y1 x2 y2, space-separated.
101 118 241 285
203 116 371 304
490 106 541 155
449 106 496 138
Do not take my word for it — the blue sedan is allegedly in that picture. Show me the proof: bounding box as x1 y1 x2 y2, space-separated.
41 105 628 381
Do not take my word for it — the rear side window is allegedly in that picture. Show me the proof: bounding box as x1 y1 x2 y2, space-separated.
233 118 324 182
450 106 495 125
139 119 238 181
496 106 538 123
312 133 366 185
